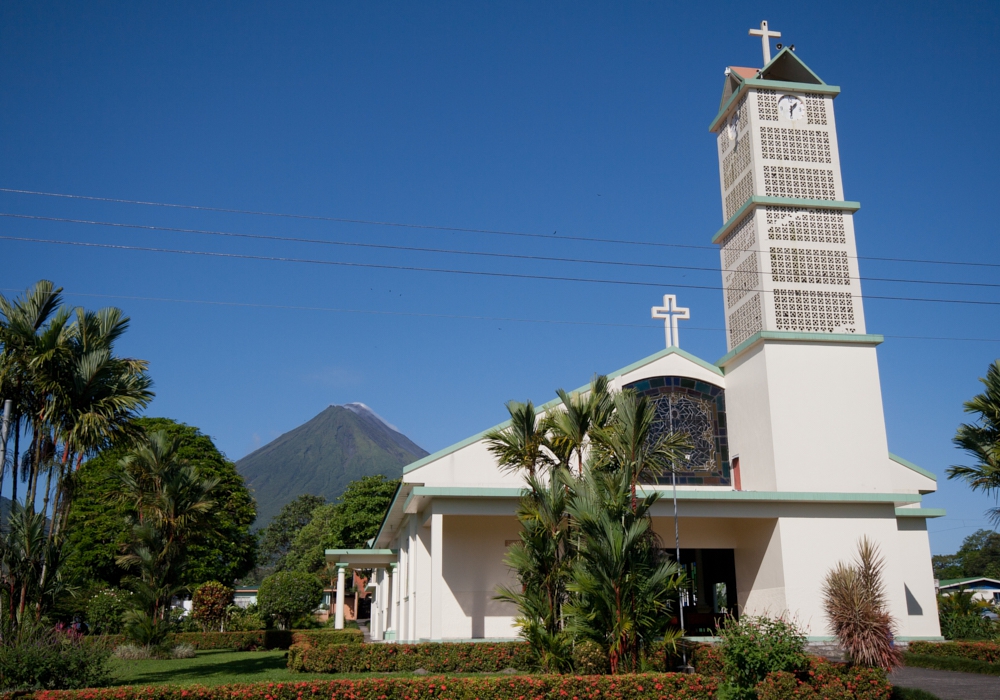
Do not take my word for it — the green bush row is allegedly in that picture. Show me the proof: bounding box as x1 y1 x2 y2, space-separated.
87 628 362 651
287 641 535 673
907 640 1000 664
33 675 718 700
904 651 1000 676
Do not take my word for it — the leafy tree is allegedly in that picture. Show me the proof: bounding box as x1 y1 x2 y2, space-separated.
192 581 233 632
61 417 256 589
948 360 1000 524
86 588 132 635
258 571 324 629
716 615 808 700
932 529 1000 580
284 476 399 574
257 494 326 571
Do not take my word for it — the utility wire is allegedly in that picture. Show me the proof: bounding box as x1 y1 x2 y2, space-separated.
4 212 999 290
5 233 1000 307
3 186 999 270
6 287 998 343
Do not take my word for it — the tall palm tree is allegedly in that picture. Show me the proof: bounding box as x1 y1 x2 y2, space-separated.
948 360 1000 524
588 390 690 512
565 466 684 673
547 376 613 477
116 431 219 633
485 400 553 476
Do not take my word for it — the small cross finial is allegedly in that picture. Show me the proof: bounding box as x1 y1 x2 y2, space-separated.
651 295 690 349
748 20 781 65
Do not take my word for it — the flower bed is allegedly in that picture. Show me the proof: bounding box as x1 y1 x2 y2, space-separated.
88 629 362 652
33 675 718 700
907 640 1000 664
287 641 534 673
756 659 892 700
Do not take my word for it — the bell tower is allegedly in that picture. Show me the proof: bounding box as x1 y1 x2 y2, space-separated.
711 32 893 494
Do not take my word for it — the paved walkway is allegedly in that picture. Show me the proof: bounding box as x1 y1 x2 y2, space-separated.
890 666 1000 700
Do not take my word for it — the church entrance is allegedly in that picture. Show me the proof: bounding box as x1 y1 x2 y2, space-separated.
671 548 738 636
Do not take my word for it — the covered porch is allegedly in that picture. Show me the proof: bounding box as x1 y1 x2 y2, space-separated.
325 548 398 636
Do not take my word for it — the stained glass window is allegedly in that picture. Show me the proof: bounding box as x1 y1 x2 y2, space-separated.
623 376 731 487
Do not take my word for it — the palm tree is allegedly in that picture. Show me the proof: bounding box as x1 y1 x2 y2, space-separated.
547 376 613 477
484 400 553 476
948 360 1000 524
588 390 690 512
116 431 218 639
565 466 684 673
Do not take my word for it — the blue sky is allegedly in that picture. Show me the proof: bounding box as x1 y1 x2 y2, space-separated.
1 1 998 553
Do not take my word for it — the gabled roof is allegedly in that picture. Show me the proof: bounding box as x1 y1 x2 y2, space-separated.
758 47 825 85
938 576 1000 589
401 346 723 476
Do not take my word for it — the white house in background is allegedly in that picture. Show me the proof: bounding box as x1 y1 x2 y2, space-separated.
937 577 1000 605
327 28 944 644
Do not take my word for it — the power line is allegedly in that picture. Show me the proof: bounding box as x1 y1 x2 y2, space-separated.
3 186 999 270
5 233 1000 308
6 287 999 343
4 212 1000 290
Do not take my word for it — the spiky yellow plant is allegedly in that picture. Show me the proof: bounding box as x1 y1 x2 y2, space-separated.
821 537 902 670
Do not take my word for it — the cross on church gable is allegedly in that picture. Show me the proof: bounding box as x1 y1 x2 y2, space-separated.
651 295 690 349
749 20 781 65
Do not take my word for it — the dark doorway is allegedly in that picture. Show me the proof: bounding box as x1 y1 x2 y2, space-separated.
670 548 737 636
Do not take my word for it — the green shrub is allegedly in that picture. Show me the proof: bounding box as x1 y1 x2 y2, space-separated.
0 628 112 691
573 640 609 674
290 629 364 648
908 640 1000 664
32 674 719 700
225 604 266 631
903 651 1000 676
717 615 808 700
88 628 360 652
192 581 233 632
258 571 324 629
287 641 535 673
755 660 892 700
939 612 995 640
85 588 131 636
890 688 941 700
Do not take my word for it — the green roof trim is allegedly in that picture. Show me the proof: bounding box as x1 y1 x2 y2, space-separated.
938 576 1000 588
709 78 841 132
713 197 861 244
408 485 920 505
403 346 722 474
324 549 397 556
895 508 946 518
759 47 827 86
889 453 937 481
716 331 884 367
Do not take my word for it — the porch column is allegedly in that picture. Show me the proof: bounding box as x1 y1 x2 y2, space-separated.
387 563 397 637
334 563 348 630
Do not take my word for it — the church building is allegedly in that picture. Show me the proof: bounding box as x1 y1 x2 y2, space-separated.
326 24 944 644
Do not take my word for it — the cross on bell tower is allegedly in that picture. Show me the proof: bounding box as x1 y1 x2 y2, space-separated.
651 294 690 349
749 20 781 64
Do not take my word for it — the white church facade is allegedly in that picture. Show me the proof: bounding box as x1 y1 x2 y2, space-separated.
327 26 944 644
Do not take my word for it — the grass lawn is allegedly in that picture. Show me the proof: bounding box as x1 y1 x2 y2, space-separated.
109 650 371 687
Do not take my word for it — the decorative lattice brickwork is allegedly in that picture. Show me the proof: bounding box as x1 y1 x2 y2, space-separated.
757 89 778 121
725 170 754 220
766 207 847 244
770 247 850 285
806 94 828 125
759 127 831 164
717 129 730 158
728 294 762 348
763 165 836 200
773 289 855 332
723 134 752 189
726 254 759 308
721 214 757 269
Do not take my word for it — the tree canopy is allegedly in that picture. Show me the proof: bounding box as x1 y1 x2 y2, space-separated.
257 494 327 571
283 475 399 575
61 417 257 589
933 529 1000 581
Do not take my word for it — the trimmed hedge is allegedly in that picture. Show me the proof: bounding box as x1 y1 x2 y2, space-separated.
32 675 719 700
288 641 534 673
907 640 1000 664
903 652 1000 676
88 629 362 652
756 660 893 700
